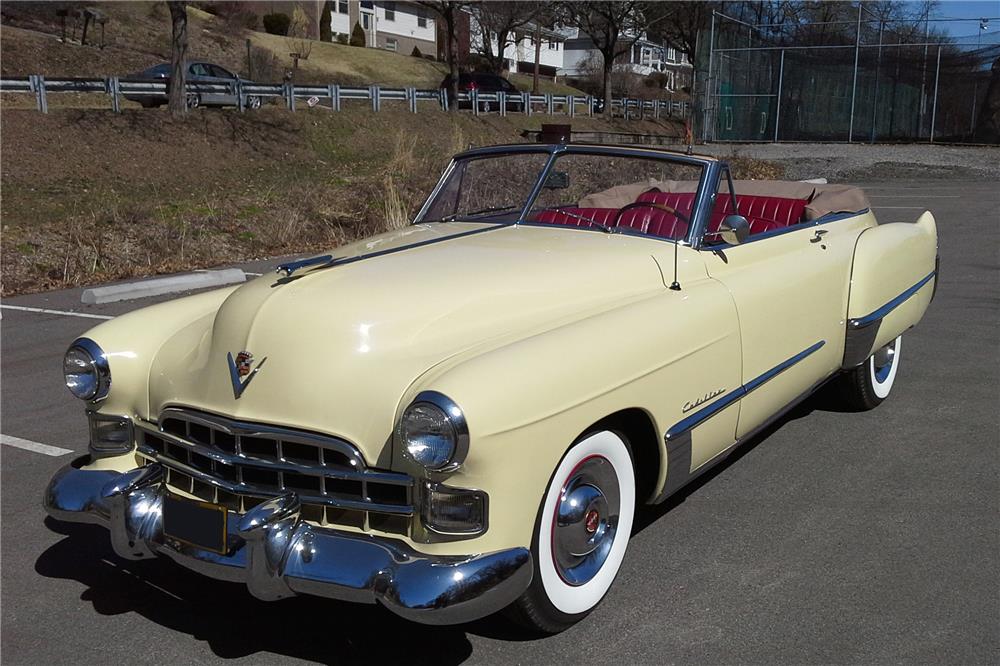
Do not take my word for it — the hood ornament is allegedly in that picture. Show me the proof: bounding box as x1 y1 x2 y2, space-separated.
227 351 267 399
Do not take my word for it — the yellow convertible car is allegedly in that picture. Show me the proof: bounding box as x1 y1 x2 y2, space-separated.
45 144 938 633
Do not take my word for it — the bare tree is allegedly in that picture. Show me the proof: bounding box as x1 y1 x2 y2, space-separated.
560 1 665 110
418 1 470 107
288 5 314 75
469 1 540 74
167 1 188 117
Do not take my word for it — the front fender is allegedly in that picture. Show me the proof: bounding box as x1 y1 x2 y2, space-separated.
70 286 240 419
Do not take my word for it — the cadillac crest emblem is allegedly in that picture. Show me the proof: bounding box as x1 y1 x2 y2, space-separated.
227 350 266 399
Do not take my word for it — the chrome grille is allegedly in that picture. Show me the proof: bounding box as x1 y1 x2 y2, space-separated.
134 409 413 528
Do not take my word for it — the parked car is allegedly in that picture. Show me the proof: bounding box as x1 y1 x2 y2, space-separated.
440 71 522 112
45 144 938 634
124 62 261 109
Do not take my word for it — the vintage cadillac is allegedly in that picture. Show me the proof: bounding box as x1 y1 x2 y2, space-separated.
45 144 938 633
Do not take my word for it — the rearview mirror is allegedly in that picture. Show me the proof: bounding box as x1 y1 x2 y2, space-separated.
543 170 569 189
719 215 750 245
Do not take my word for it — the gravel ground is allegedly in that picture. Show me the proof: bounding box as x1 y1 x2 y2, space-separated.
698 142 1000 180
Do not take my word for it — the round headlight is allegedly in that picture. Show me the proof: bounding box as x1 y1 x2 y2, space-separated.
398 392 468 471
63 338 110 401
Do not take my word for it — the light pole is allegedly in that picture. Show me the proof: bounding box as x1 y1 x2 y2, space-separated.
970 18 988 136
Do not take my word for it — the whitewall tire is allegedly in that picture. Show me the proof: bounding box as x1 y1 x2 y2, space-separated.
506 430 636 633
837 335 902 410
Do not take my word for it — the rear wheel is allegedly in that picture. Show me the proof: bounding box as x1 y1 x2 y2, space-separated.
836 335 902 410
506 430 636 634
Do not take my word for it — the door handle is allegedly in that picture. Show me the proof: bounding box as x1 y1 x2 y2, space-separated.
810 229 829 243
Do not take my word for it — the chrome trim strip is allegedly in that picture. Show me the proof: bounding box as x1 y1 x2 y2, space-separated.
43 459 531 625
849 270 936 328
665 340 826 440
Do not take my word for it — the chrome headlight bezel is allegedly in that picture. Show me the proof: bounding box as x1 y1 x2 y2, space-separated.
63 337 111 402
398 391 469 473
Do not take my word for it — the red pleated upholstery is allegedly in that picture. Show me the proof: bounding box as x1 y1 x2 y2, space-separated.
531 192 808 241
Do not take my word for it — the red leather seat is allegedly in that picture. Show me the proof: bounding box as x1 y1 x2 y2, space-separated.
532 193 808 242
708 194 808 237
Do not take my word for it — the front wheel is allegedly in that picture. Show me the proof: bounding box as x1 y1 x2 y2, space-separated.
836 335 902 410
505 430 636 634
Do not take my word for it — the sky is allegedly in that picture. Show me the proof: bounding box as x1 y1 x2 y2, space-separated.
925 0 1000 43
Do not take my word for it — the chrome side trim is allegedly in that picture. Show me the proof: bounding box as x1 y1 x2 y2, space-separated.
664 340 826 441
848 270 936 328
43 458 532 626
842 270 935 368
655 372 838 504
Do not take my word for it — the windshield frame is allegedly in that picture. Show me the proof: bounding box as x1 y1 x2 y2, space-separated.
413 144 719 247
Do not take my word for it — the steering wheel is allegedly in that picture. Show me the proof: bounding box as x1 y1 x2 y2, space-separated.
613 201 690 230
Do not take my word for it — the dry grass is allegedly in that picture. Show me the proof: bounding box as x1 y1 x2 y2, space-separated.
1 103 778 296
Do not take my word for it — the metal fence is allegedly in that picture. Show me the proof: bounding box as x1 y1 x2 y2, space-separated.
700 9 1000 144
0 75 691 120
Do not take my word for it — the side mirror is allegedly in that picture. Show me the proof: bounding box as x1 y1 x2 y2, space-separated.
719 214 750 245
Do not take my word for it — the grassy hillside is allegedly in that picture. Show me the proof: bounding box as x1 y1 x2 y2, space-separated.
1 106 689 295
0 2 582 94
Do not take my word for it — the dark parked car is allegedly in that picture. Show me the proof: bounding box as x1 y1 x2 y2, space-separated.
440 72 522 112
125 62 261 109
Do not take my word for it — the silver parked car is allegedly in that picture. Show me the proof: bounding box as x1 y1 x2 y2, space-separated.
125 62 261 109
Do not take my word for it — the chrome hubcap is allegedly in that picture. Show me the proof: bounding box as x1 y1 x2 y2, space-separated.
553 456 620 586
873 339 897 382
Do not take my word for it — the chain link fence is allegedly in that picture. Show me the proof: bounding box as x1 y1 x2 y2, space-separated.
699 9 1000 144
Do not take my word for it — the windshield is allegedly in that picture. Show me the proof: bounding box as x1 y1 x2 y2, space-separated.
416 148 707 241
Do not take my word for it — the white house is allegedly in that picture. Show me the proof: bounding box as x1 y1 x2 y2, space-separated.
329 1 437 55
467 13 566 77
560 28 693 91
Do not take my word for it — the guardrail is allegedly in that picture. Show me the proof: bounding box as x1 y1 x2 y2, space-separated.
1 75 691 120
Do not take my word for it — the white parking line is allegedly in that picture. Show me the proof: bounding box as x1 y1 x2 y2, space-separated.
0 305 113 320
1 434 74 457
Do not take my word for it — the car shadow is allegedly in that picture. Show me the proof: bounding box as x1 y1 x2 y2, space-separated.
36 518 481 664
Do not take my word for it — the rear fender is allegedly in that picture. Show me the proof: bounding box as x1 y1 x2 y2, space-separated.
842 211 938 367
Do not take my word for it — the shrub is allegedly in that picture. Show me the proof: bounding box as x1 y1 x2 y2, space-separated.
262 13 290 36
335 33 349 45
320 1 332 41
349 22 366 47
411 45 422 58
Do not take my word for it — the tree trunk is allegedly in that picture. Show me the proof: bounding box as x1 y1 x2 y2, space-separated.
446 10 459 107
602 54 613 114
495 29 509 75
532 23 541 94
168 1 188 117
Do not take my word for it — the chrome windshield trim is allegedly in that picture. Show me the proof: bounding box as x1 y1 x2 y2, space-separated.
665 340 826 440
849 271 936 329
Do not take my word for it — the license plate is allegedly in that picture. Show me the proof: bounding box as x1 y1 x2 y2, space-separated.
162 494 228 554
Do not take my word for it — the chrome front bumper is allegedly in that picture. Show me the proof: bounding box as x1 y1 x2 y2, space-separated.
43 456 532 625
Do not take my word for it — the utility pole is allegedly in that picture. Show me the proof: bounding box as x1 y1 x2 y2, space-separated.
532 22 541 95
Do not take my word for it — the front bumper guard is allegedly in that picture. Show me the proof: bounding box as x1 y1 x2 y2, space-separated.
43 457 532 625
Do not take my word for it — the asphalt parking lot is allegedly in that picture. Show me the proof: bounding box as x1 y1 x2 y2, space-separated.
2 177 997 665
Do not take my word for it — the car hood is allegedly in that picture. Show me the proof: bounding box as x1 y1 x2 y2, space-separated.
147 223 666 465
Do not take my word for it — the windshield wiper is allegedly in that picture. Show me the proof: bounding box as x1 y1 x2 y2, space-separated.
430 205 523 223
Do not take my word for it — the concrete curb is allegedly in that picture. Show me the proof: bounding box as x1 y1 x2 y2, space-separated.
81 269 247 305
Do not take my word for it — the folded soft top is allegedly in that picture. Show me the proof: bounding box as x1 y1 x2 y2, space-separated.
578 179 870 221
